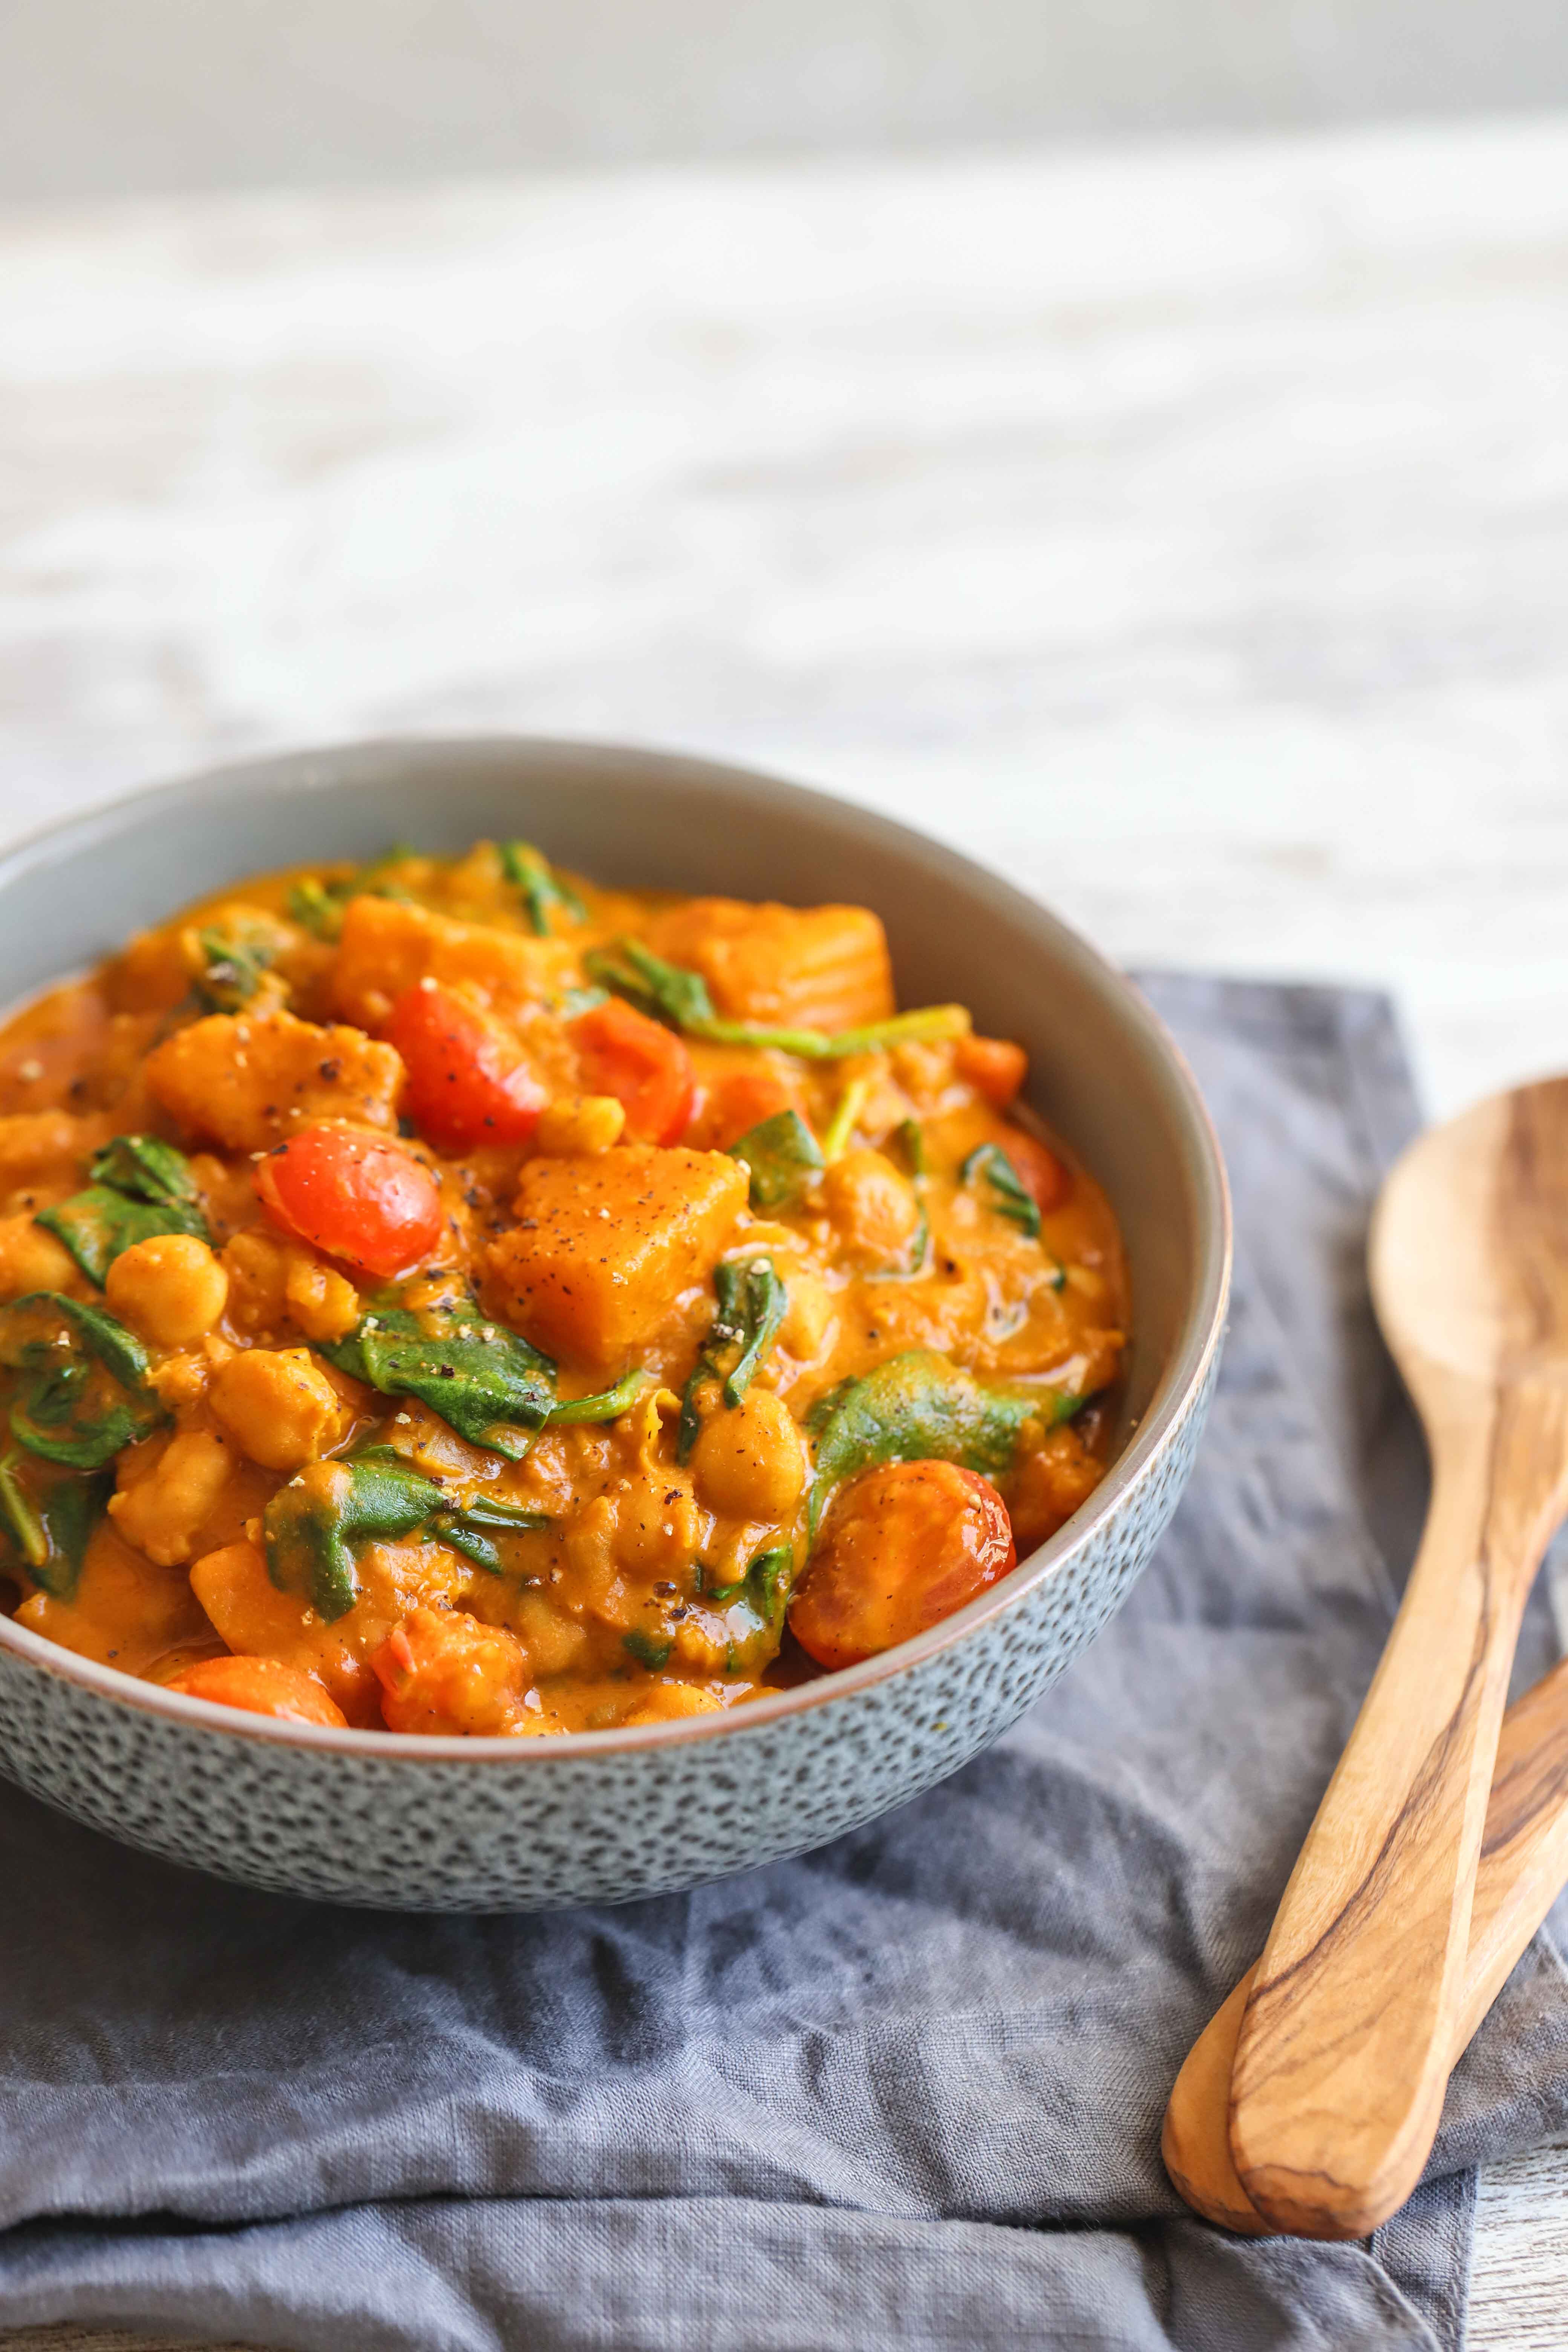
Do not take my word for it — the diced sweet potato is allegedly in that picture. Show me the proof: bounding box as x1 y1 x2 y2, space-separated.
331 896 577 1030
638 898 894 1034
489 1144 748 1367
189 1539 378 1725
145 1007 403 1153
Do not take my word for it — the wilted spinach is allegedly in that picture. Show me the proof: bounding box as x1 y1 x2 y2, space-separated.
286 844 417 942
1 1292 162 1470
676 1256 787 1463
695 1542 793 1625
193 921 281 1012
322 1294 556 1458
0 1450 110 1600
584 934 969 1059
264 1444 551 1619
806 1348 1078 1538
37 1134 210 1288
500 841 586 935
959 1142 1041 1238
726 1109 824 1211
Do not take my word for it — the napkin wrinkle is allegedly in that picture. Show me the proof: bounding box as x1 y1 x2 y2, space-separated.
1 975 1560 2352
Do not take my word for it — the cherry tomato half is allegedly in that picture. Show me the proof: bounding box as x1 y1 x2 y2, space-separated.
383 980 547 1154
954 1034 1028 1110
254 1124 446 1279
1001 1124 1070 1214
166 1655 348 1728
571 997 695 1146
789 1458 1016 1672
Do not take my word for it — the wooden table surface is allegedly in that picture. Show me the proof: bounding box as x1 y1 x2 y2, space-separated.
3 111 1567 2349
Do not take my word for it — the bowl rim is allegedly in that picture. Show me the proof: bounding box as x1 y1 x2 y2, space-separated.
0 733 1232 1763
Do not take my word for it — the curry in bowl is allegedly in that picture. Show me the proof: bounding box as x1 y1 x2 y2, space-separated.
0 843 1127 1737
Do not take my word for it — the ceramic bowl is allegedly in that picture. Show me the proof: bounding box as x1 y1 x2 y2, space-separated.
0 739 1230 1910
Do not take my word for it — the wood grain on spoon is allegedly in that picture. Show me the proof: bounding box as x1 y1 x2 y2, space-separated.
1164 1653 1568 2234
1229 1080 1568 2239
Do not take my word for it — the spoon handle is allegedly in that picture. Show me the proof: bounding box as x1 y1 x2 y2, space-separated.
1228 1388 1566 2237
1163 1653 1568 2235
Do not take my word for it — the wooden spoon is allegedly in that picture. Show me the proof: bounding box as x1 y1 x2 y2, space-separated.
1164 1652 1568 2233
1228 1078 1568 2239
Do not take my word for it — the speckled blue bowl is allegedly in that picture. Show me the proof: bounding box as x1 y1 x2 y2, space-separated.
0 739 1230 1910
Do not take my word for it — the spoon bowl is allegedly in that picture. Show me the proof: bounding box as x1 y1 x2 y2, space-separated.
1228 1077 1568 2238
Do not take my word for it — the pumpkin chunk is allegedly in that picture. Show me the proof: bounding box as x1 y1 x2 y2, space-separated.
636 898 895 1033
145 1007 403 1154
489 1145 748 1368
331 895 576 1031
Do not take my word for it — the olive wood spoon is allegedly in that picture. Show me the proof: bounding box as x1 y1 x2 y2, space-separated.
1229 1077 1568 2239
1164 1651 1568 2233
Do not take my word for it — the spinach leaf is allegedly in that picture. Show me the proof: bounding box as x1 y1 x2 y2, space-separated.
623 1627 673 1670
676 1256 787 1464
2 1292 161 1470
286 879 341 939
500 841 587 935
0 1452 109 1599
322 1295 555 1457
959 1142 1041 1238
286 844 418 942
696 1541 793 1623
265 1446 444 1620
583 939 715 1029
427 1491 553 1574
894 1117 927 1176
585 936 969 1060
37 1133 209 1287
194 922 279 1012
265 1442 553 1615
806 1348 1078 1538
547 1368 651 1425
727 1109 824 1210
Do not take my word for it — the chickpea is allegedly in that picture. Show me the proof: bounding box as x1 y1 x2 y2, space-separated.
777 1268 835 1361
534 1093 626 1156
220 1228 359 1344
221 1228 291 1331
690 1387 806 1522
0 1212 78 1302
509 1592 590 1678
283 1253 360 1343
210 1347 345 1471
105 1233 228 1347
821 1148 919 1264
108 1428 238 1567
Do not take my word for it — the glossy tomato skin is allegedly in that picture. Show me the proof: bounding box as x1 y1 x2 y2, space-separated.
1001 1124 1070 1214
789 1458 1017 1672
383 980 546 1153
955 1034 1028 1110
571 997 695 1146
254 1124 446 1279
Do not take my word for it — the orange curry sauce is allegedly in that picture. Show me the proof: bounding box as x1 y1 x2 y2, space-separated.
0 843 1127 1735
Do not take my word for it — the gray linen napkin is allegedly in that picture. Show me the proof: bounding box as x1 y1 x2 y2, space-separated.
4 976 1568 2352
